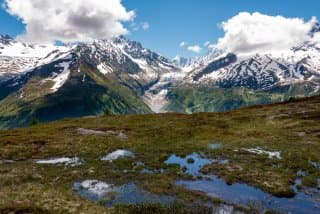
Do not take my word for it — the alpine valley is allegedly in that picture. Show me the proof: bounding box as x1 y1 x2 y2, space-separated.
1 23 320 129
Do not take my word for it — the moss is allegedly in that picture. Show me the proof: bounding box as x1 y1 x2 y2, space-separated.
114 202 215 214
225 174 235 185
302 176 318 188
29 118 40 126
0 206 52 214
187 158 195 164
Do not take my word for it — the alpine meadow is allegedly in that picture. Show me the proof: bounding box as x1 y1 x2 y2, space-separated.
0 0 320 213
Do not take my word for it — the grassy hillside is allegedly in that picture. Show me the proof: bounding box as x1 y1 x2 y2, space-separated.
0 96 319 213
0 64 152 129
166 82 320 113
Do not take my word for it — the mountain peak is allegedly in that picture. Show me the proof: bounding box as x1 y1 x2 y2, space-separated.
173 48 224 72
0 34 14 45
309 22 320 37
0 34 13 40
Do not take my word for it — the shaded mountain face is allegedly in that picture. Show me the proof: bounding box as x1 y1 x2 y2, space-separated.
192 53 237 82
309 22 320 37
0 35 13 45
1 28 320 128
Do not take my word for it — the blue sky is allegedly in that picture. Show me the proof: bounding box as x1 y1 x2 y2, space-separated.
1 0 319 58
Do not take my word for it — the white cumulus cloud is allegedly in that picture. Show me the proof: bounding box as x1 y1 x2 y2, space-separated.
187 45 202 53
131 22 150 31
141 22 150 30
179 41 187 47
216 12 318 56
204 41 210 47
4 0 135 44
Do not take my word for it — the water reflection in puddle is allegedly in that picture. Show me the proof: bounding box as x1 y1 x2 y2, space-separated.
165 153 320 213
208 143 222 150
101 150 134 162
165 153 212 176
74 180 174 207
177 176 320 213
73 180 242 213
309 160 320 170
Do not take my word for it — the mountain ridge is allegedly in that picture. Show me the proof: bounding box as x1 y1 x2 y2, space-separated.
1 32 320 128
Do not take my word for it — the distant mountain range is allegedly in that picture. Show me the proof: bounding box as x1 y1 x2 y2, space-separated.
1 23 320 129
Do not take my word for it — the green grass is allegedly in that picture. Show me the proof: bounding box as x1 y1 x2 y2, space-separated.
0 96 320 213
166 82 320 113
0 64 152 129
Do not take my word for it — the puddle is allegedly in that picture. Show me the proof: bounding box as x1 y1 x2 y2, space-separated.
297 170 306 177
177 176 320 213
0 160 15 164
77 128 128 140
243 147 282 159
213 159 229 164
101 150 134 162
267 114 289 120
309 160 320 170
74 180 111 199
297 132 306 137
208 143 222 150
73 180 240 212
170 156 319 213
117 132 128 140
74 180 174 207
165 153 212 176
36 157 84 166
188 200 242 214
164 153 319 212
210 204 240 214
132 161 164 174
77 128 110 136
165 153 228 176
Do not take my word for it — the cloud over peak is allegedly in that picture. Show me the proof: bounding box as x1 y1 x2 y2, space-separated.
187 45 202 53
179 41 187 47
4 0 135 44
216 12 319 56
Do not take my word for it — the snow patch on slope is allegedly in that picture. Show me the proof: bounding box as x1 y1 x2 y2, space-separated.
0 38 73 78
0 41 69 58
76 180 112 197
143 71 186 113
0 56 38 77
144 89 168 113
173 48 223 72
50 61 71 93
97 63 113 75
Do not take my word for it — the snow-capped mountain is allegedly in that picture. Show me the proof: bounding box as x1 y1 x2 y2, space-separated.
0 35 179 96
1 26 320 128
0 35 182 128
76 36 177 83
173 48 223 72
180 23 320 91
0 35 72 78
0 35 74 99
183 43 320 91
163 23 320 113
